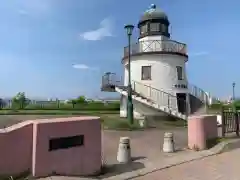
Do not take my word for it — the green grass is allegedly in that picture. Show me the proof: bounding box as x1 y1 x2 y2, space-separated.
0 109 119 115
0 109 187 130
100 114 142 130
0 110 143 130
161 118 187 127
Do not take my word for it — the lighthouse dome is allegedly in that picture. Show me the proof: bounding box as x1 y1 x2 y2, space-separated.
138 4 170 38
140 4 169 23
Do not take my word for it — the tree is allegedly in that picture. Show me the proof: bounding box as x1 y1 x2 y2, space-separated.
12 92 29 109
75 96 86 104
69 99 77 108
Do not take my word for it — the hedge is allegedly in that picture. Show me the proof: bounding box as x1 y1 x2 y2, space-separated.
209 102 240 112
2 101 120 111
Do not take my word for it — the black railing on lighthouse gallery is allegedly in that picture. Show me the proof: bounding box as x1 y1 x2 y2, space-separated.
123 39 187 58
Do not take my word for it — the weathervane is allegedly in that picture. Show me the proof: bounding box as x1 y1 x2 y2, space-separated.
146 4 157 13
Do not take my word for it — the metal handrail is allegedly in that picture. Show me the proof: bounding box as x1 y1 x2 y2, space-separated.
188 83 209 104
132 80 175 98
131 80 185 111
123 39 187 58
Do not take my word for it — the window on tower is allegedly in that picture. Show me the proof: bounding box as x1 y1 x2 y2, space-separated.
176 66 183 80
150 23 160 32
141 66 152 80
140 24 148 34
161 24 168 33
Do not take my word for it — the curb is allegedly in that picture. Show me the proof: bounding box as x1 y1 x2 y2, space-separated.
105 138 240 180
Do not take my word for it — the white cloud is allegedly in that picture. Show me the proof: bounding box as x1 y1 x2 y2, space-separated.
79 17 114 41
189 51 209 57
72 64 98 71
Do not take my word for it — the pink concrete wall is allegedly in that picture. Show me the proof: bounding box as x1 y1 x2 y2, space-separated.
32 117 102 177
0 122 33 175
188 115 218 150
0 116 101 178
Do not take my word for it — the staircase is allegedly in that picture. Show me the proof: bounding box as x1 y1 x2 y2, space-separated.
116 81 187 120
101 73 211 120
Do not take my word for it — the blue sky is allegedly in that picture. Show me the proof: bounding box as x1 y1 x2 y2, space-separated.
0 0 239 99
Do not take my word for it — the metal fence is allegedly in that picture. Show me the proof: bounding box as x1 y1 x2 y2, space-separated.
0 99 120 110
221 106 240 137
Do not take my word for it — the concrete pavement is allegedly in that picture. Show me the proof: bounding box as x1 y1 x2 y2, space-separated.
37 139 240 180
134 148 240 180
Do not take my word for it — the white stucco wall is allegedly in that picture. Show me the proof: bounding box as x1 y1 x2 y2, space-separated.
123 54 188 96
139 35 169 41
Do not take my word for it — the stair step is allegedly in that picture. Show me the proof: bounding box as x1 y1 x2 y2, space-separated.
116 85 186 120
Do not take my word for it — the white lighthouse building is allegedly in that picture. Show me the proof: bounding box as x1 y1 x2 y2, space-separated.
102 4 210 120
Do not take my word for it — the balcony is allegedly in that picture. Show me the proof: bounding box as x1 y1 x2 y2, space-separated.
123 40 187 59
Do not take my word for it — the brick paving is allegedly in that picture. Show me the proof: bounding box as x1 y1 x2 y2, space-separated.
134 148 240 180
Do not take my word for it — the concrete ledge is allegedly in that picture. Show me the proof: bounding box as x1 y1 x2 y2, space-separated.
104 138 240 180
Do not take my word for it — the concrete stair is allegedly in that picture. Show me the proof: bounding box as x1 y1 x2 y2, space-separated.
116 83 187 120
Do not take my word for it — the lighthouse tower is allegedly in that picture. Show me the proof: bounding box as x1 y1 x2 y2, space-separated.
101 4 209 120
124 4 188 93
122 4 188 117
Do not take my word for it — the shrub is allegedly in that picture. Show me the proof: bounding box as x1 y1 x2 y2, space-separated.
5 101 120 111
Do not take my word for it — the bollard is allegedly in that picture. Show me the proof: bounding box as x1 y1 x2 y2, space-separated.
138 119 147 128
163 132 175 153
117 137 131 163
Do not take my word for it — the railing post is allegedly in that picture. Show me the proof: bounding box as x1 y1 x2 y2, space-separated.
167 95 170 108
132 81 135 91
221 105 225 137
233 101 240 137
235 111 239 136
149 86 152 98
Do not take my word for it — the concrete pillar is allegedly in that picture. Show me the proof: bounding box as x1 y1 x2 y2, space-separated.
188 115 218 151
117 137 131 163
163 132 175 153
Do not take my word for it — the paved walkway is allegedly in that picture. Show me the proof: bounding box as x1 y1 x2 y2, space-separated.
103 128 187 165
134 148 240 180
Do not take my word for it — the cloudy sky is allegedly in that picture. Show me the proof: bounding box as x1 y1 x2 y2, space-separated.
0 0 239 99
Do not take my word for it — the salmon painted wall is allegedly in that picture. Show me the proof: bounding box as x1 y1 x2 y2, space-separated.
0 123 33 175
32 118 102 177
188 115 218 150
0 116 102 178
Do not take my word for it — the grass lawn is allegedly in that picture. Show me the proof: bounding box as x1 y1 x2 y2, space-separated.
0 109 119 115
0 110 142 130
0 113 143 131
0 109 187 130
100 114 142 130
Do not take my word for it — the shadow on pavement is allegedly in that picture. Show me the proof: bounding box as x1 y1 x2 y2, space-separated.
131 156 146 161
99 160 145 179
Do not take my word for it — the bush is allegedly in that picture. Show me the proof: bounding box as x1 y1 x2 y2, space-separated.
209 103 223 110
3 101 120 111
